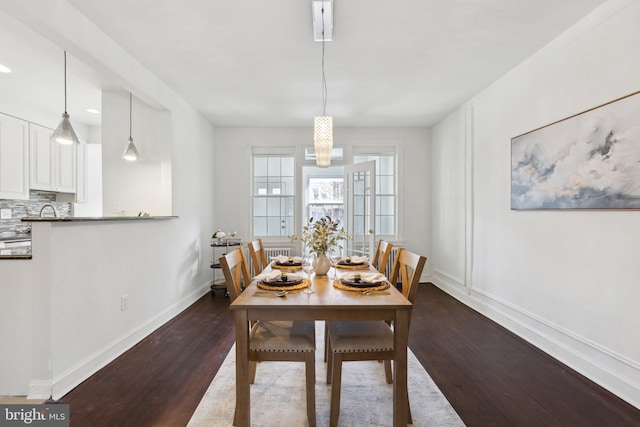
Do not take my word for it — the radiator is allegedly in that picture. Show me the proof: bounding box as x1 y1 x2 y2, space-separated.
386 246 401 280
264 247 291 258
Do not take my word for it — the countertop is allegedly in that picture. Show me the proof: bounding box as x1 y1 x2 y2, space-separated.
22 216 179 222
0 245 31 259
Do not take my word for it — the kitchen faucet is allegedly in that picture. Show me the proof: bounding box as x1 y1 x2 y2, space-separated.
39 204 59 218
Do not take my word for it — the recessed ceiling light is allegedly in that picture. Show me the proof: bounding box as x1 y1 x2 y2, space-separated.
0 64 11 73
86 108 101 114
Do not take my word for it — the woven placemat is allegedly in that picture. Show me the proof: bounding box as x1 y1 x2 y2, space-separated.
335 263 370 270
333 279 390 292
257 278 311 291
271 262 302 271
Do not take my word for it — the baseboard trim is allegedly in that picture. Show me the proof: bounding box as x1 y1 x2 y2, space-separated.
27 380 52 400
50 282 211 400
432 279 640 410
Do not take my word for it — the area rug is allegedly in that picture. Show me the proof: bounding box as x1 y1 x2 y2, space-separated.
188 322 465 427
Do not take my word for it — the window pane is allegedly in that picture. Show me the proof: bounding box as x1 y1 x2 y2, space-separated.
283 196 295 216
354 195 364 215
379 195 394 215
254 197 267 216
281 177 295 195
267 197 281 216
353 155 367 164
380 155 394 175
379 215 394 235
254 157 268 177
281 157 294 176
267 157 280 176
267 217 282 236
254 217 267 236
284 217 295 236
254 177 268 195
379 175 394 194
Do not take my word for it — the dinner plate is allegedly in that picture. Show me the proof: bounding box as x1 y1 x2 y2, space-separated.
338 260 365 266
264 277 303 286
275 261 302 267
340 278 383 288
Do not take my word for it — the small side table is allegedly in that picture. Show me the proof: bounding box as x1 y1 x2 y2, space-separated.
210 238 242 297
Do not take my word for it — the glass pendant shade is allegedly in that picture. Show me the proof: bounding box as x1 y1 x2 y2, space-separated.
314 116 333 167
51 112 80 145
121 137 139 161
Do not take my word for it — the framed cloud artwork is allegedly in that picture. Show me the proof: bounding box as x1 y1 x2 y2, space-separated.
511 90 640 210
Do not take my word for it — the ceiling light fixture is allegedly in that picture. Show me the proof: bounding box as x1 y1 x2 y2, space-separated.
312 0 333 168
51 50 80 145
0 64 11 73
121 93 139 161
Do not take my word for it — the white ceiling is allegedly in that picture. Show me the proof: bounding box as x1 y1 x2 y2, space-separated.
3 0 609 129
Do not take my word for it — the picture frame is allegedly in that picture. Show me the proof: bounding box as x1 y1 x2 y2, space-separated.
511 90 640 210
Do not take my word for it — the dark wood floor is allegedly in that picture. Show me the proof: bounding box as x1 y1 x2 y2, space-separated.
61 284 640 426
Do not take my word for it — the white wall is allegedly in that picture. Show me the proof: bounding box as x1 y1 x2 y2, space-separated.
102 91 172 216
0 0 216 398
213 127 432 277
431 0 640 408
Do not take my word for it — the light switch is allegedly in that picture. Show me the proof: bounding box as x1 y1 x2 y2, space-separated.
0 209 11 219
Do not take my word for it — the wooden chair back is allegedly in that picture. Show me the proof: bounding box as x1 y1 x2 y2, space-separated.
219 248 251 302
371 239 393 275
389 248 427 303
248 238 268 275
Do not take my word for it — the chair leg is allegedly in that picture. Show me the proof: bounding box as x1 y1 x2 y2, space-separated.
233 403 238 426
249 361 257 384
326 346 333 384
408 399 413 424
330 353 343 427
305 352 316 427
384 360 393 384
323 321 329 362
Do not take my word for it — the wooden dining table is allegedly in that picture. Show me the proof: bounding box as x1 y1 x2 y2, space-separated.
230 264 413 426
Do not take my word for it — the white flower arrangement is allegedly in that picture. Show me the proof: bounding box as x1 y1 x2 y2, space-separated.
212 230 226 239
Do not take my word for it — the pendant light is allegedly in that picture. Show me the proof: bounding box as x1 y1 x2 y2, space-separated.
51 50 80 145
121 93 139 161
313 0 333 168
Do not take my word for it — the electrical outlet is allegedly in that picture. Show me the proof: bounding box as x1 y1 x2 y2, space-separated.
0 209 11 219
121 294 129 311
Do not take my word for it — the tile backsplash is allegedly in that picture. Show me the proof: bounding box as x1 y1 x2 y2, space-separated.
0 191 72 234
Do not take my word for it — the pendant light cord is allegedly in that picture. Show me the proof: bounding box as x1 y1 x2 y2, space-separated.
321 6 328 116
63 50 68 114
129 93 133 138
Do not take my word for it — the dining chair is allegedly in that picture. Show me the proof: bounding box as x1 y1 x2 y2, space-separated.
219 248 317 427
371 239 393 276
247 238 268 276
325 248 427 427
323 240 394 364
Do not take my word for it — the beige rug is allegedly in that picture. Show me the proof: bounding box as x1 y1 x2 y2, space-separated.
188 322 465 427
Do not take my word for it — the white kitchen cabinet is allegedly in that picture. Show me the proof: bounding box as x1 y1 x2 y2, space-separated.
0 113 29 200
75 140 87 203
29 123 76 193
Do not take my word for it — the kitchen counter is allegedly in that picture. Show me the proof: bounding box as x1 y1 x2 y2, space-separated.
0 245 32 259
23 215 178 222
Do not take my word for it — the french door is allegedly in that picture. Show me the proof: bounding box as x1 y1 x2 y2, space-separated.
344 161 376 258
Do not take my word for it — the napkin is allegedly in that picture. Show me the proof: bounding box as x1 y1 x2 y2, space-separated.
271 255 303 263
255 270 281 282
342 272 386 283
341 255 368 264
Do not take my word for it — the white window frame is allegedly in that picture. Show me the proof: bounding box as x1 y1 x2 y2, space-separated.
250 146 296 240
352 146 398 242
